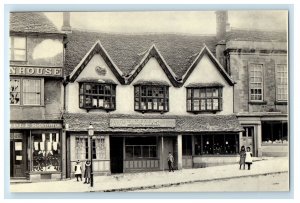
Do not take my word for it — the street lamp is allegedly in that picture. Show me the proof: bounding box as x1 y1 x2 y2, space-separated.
88 122 94 187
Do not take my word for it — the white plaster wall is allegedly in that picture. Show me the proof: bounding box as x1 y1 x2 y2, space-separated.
66 54 234 115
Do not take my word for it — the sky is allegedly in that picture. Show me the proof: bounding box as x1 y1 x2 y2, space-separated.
44 10 288 35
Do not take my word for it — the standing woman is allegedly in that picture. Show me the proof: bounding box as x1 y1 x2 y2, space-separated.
83 160 91 184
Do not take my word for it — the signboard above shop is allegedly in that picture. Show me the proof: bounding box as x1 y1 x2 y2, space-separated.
110 118 176 128
10 122 62 129
10 66 63 77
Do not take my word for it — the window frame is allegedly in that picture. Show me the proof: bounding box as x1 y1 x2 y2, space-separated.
79 82 116 111
249 63 264 102
10 77 44 106
275 64 288 102
10 36 27 62
186 86 223 113
134 85 169 113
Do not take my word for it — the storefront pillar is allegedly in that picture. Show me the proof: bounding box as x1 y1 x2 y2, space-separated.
61 130 66 179
257 124 262 157
239 131 243 150
177 134 182 170
105 135 110 172
160 136 164 171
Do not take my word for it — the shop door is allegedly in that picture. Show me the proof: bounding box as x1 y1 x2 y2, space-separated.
163 137 175 170
10 133 26 178
110 137 123 173
241 127 255 154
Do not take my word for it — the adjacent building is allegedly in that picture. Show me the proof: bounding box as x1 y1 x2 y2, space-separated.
9 12 65 181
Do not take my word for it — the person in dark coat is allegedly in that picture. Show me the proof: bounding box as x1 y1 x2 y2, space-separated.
83 160 91 184
239 146 246 170
167 152 174 172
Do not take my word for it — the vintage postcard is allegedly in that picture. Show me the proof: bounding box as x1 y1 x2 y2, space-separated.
9 10 289 192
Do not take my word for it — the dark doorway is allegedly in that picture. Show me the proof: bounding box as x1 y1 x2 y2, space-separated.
110 137 123 173
10 132 26 178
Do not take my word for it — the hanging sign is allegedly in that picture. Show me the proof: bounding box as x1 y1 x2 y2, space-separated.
10 122 62 129
110 118 176 128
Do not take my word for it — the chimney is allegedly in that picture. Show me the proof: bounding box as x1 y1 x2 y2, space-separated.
215 11 230 73
215 10 229 42
61 12 72 33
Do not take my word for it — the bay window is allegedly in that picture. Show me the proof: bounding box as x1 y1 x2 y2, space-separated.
187 85 223 112
79 82 116 111
134 84 169 112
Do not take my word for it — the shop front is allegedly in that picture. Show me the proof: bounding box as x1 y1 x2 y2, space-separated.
64 113 243 176
10 121 63 181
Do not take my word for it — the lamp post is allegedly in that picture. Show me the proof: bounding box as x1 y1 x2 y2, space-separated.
88 122 94 187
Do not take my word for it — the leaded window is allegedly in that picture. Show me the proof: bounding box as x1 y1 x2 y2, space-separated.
79 83 116 111
249 64 263 101
134 85 169 112
276 64 288 101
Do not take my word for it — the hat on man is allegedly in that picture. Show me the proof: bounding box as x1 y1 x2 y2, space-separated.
76 160 80 163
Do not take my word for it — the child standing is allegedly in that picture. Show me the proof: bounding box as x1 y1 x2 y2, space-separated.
83 160 91 184
239 146 246 170
245 147 253 170
74 160 82 181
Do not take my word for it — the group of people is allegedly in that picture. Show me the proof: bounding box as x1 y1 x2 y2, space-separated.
74 160 91 184
239 146 253 170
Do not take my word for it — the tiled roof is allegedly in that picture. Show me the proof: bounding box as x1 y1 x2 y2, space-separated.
65 30 217 77
63 113 243 133
10 12 62 34
226 28 287 42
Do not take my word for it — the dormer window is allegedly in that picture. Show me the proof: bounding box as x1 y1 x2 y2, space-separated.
186 83 223 113
134 81 169 113
79 79 116 111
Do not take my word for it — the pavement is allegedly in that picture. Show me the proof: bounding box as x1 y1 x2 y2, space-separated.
10 157 289 192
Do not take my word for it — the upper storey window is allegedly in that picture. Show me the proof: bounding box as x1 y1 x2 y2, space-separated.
276 64 288 102
186 84 223 113
10 36 27 61
249 64 263 101
10 78 43 106
79 82 116 111
134 81 169 113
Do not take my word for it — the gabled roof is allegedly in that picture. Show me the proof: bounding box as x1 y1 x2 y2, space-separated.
126 44 179 87
10 12 63 34
226 28 287 42
182 45 235 86
65 30 217 78
69 41 125 84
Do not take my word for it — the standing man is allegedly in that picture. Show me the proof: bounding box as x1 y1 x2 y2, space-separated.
167 152 174 172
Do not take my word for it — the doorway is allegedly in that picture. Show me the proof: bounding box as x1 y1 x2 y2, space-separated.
242 126 255 155
110 137 123 173
10 132 26 178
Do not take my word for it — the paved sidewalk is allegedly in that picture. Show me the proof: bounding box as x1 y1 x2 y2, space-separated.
10 157 289 192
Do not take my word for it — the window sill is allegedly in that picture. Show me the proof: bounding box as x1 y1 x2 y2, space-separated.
248 101 267 105
124 158 159 161
274 101 288 105
262 143 288 146
135 110 168 114
187 110 220 114
80 107 116 112
192 154 239 157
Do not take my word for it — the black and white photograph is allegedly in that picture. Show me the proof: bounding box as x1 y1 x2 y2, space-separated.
8 10 289 193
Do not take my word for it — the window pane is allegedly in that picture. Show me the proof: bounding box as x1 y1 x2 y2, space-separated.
32 132 61 172
126 146 133 159
213 134 224 154
142 146 149 157
213 99 219 110
13 50 26 61
187 89 192 98
203 135 213 154
13 37 26 49
194 89 200 97
193 99 200 111
224 134 238 154
134 146 142 158
23 79 41 105
187 99 191 111
149 146 157 157
10 79 21 105
206 99 212 110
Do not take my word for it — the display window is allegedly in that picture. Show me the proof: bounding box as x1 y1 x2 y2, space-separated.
125 137 157 159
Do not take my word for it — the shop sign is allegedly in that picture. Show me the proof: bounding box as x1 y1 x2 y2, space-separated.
10 66 62 77
10 123 62 129
110 118 176 128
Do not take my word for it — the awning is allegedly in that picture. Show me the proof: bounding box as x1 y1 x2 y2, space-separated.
63 113 243 133
185 82 224 88
132 80 170 87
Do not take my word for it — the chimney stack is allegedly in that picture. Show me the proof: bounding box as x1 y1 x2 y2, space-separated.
215 11 229 42
61 12 72 33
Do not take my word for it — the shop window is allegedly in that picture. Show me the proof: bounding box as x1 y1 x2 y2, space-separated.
75 137 104 160
194 134 239 155
32 132 61 172
79 83 116 111
10 36 27 61
134 85 169 112
262 121 288 144
125 137 157 159
10 78 43 106
276 64 288 101
187 87 223 112
249 64 263 101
